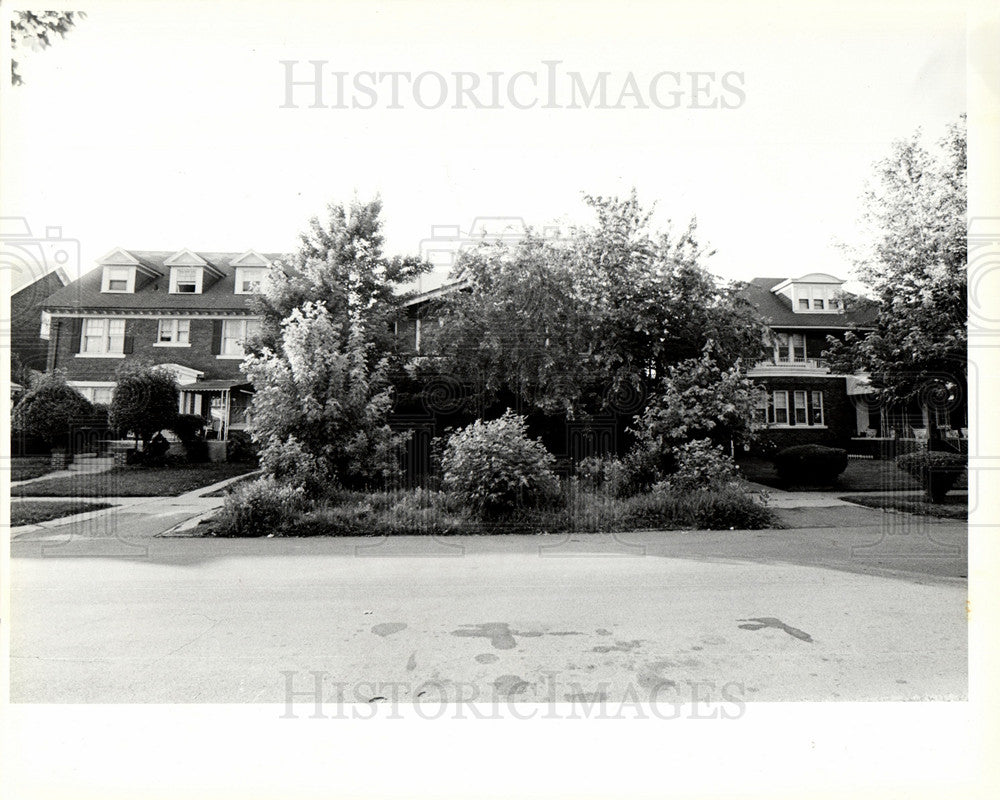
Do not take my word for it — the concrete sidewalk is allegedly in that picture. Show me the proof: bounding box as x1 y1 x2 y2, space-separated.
9 470 256 542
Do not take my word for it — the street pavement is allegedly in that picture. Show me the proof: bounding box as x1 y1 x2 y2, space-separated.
9 494 967 704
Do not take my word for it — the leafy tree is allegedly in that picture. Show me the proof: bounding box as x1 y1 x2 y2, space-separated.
630 342 763 473
244 300 406 491
11 11 85 86
418 191 767 419
12 373 93 448
252 197 429 368
109 364 179 447
825 117 967 440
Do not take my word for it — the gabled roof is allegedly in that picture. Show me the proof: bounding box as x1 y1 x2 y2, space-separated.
42 249 286 313
11 264 71 296
741 277 878 329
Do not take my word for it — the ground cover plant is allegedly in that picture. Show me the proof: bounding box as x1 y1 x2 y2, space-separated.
839 493 967 520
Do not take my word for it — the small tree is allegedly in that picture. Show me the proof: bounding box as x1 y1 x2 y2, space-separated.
631 341 762 474
245 300 407 491
109 364 179 448
11 373 93 449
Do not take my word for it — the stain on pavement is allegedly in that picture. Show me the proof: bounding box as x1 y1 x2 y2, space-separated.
451 623 543 650
565 690 607 703
406 651 417 671
592 639 643 654
493 674 530 696
371 622 407 637
737 617 814 643
475 653 499 664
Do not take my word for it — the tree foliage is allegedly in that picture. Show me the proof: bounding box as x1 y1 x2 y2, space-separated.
417 191 767 418
825 117 967 412
245 301 406 491
630 342 763 471
109 364 179 446
12 373 93 447
252 197 428 368
11 11 85 86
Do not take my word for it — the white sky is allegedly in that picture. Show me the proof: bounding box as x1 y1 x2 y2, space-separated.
1 0 966 289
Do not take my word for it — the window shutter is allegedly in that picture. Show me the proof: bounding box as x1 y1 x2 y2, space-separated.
69 317 84 353
123 335 134 354
211 321 223 355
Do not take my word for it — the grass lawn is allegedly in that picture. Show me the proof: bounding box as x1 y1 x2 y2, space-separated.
840 493 967 520
11 500 114 526
737 457 968 493
15 462 257 498
11 456 56 482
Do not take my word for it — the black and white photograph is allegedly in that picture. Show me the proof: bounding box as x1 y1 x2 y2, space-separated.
2 0 998 797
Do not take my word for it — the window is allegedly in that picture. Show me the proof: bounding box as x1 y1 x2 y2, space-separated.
157 318 191 345
828 298 840 310
234 267 266 294
794 391 808 424
77 386 115 404
221 318 262 356
170 267 203 294
772 391 788 424
810 391 825 425
754 392 769 426
775 333 806 363
813 298 825 310
81 318 125 355
798 298 810 310
101 266 134 293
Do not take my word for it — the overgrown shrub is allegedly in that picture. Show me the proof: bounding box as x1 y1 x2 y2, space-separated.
632 485 774 530
171 414 206 443
441 410 561 516
896 450 966 502
109 364 179 446
259 435 330 493
658 438 739 493
226 430 259 463
773 444 848 486
11 374 93 448
210 477 307 537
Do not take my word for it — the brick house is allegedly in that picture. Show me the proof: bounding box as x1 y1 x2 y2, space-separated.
740 274 877 448
40 248 278 440
10 264 70 381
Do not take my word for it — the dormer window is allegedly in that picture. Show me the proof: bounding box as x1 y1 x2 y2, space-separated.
234 267 266 294
102 266 135 293
813 298 824 310
798 299 809 310
772 273 846 314
170 267 203 294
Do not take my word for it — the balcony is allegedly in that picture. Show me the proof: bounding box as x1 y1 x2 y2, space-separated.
748 357 829 377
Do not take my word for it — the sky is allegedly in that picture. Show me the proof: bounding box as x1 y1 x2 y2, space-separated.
1 0 967 293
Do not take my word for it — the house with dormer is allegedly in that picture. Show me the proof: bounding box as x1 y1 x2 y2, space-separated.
40 248 279 440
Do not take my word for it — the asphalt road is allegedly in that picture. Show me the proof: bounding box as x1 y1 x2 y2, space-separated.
10 517 967 704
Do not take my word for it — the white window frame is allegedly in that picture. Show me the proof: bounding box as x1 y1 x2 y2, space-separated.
794 390 808 424
156 318 191 347
771 390 789 425
169 267 204 294
219 318 262 358
774 333 806 364
234 267 266 295
79 317 126 357
797 298 810 311
101 266 136 294
69 382 116 405
810 390 825 425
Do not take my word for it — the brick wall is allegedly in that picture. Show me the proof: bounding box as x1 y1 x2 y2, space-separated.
756 375 854 448
48 316 250 382
11 272 67 372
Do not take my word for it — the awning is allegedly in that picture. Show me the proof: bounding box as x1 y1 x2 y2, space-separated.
845 374 873 396
181 379 252 392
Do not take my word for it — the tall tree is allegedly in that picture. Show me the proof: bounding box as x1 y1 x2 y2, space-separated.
10 11 85 86
252 197 428 368
825 117 967 437
417 191 767 419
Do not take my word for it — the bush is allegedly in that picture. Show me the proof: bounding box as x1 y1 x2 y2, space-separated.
210 477 307 537
171 413 206 443
260 435 330 493
773 444 848 486
109 364 179 445
441 410 561 516
11 375 93 448
226 430 259 463
631 485 774 530
896 450 966 502
659 439 739 493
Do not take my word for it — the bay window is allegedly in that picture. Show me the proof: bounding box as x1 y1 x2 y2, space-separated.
761 389 826 426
